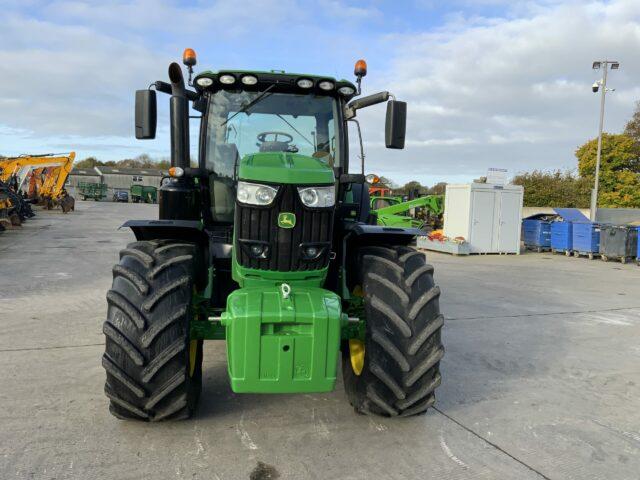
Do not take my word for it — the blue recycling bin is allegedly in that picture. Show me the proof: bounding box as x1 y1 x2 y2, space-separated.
637 226 640 262
551 221 572 253
572 222 600 256
523 219 552 250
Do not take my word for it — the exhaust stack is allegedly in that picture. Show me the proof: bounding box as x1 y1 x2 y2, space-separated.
168 62 190 170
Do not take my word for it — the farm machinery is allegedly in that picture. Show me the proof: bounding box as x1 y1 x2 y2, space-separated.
0 153 76 213
77 182 107 201
130 184 157 203
371 195 444 230
102 50 444 421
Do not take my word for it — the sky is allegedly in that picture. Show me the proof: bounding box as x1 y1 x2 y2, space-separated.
1 0 639 186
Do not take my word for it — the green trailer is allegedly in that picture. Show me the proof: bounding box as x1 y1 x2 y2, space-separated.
101 51 444 422
77 182 107 201
130 185 157 203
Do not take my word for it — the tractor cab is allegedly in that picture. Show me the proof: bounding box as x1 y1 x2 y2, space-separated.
197 71 349 224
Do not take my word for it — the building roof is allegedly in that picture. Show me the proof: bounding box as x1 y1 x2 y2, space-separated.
96 166 166 176
70 168 101 176
70 166 167 177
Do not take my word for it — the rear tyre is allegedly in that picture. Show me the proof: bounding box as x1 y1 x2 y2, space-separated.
102 239 203 421
342 246 444 417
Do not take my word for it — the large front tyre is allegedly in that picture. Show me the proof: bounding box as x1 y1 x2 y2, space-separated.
102 239 203 421
342 246 444 417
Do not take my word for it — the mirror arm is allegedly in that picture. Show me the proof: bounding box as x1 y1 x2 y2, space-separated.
344 91 396 120
154 81 198 101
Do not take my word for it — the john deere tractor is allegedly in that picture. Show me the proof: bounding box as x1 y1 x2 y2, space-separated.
102 50 444 421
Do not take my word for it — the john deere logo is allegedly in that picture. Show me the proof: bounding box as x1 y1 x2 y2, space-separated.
278 212 296 229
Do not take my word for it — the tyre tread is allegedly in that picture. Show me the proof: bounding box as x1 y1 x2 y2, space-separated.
342 245 444 418
102 240 201 422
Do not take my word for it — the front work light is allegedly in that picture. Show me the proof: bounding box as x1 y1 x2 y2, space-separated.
297 78 314 89
237 181 279 206
318 81 334 91
338 86 355 96
239 240 271 259
219 74 236 85
242 75 258 85
297 185 335 208
196 77 213 87
300 243 328 260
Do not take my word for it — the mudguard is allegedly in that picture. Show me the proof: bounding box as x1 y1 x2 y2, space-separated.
121 219 208 245
345 222 421 246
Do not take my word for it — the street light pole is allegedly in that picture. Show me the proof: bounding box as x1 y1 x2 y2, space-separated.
590 60 619 221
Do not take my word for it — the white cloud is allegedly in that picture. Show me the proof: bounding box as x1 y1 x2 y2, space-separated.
1 0 639 186
356 0 640 184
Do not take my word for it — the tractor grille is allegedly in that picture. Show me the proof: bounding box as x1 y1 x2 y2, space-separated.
235 185 334 271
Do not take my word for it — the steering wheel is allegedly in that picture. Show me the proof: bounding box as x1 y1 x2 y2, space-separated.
257 131 294 145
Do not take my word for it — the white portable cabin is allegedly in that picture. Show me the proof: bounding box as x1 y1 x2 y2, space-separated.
443 183 524 254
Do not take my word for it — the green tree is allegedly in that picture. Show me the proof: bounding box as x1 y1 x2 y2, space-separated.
624 101 640 144
512 170 591 208
427 182 447 195
378 176 397 189
575 133 640 208
75 156 99 168
156 158 171 170
396 180 427 196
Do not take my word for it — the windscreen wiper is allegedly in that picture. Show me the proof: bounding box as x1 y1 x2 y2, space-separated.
222 84 276 127
276 114 315 148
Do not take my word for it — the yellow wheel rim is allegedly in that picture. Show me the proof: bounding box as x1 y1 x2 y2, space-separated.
188 340 198 377
349 339 365 376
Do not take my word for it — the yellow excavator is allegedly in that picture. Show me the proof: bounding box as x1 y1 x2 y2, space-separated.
0 152 76 213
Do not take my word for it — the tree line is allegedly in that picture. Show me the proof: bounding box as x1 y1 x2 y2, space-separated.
379 101 640 208
74 154 171 170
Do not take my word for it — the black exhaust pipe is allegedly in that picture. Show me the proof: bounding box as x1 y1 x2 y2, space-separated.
159 62 199 221
168 62 190 170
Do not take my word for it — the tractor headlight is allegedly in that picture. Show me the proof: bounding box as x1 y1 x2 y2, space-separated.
237 181 278 206
297 185 335 208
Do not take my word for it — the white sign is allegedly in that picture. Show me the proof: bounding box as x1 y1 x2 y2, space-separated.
486 168 508 185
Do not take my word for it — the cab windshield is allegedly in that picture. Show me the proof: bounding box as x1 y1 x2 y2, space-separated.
204 89 341 222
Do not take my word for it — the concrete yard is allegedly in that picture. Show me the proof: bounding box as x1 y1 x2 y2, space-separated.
1 201 639 480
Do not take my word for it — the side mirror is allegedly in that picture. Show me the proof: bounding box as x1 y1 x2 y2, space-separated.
135 89 157 139
385 100 406 149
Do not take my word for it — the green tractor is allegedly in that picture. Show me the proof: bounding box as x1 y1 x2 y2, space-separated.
102 50 444 421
